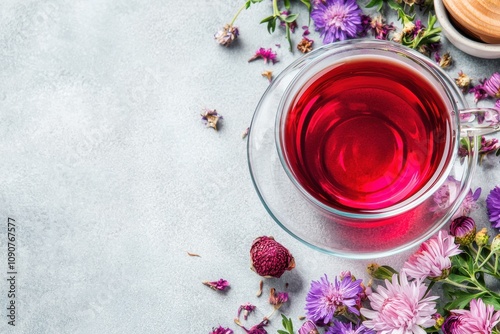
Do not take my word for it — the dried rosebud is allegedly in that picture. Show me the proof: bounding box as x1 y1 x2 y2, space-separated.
203 278 230 291
250 236 295 278
298 320 319 334
201 108 223 131
455 71 472 92
297 37 313 53
269 288 289 309
215 24 239 47
237 302 256 320
210 326 234 334
491 234 500 254
475 228 489 247
450 216 476 246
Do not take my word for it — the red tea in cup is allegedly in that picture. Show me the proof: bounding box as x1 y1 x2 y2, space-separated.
280 56 453 212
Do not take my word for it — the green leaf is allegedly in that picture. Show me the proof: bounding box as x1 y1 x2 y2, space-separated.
283 13 298 23
284 0 290 9
445 292 486 311
260 15 275 23
280 314 294 334
300 0 311 11
365 0 383 11
446 273 471 284
481 296 500 311
387 0 402 10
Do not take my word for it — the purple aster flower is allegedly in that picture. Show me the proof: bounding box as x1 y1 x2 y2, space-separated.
214 24 239 47
237 303 256 320
248 48 278 64
210 325 234 334
311 0 362 44
361 274 438 334
450 216 476 246
453 187 481 219
402 230 462 281
203 278 230 291
327 320 375 334
483 72 500 98
486 186 500 229
298 320 319 334
446 299 500 333
305 274 363 324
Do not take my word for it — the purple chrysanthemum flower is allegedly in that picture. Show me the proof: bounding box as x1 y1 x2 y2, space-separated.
311 0 362 44
486 186 500 229
327 320 375 334
305 274 363 324
210 325 234 334
445 299 500 333
402 230 462 281
298 320 319 334
483 72 500 98
203 278 230 291
361 274 438 334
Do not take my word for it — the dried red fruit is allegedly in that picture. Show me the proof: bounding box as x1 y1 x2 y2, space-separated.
250 236 295 278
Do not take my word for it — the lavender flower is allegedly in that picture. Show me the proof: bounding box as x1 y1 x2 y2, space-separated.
483 72 500 98
305 274 363 324
445 299 500 333
248 48 278 64
402 230 462 281
327 320 375 334
450 216 476 246
361 274 438 334
210 326 234 334
486 186 500 229
203 278 230 291
311 0 362 44
215 24 239 47
298 320 319 334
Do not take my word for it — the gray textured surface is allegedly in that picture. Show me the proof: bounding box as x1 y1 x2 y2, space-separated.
1 1 500 333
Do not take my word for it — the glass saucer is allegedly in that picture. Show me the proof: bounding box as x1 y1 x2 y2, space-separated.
247 41 475 259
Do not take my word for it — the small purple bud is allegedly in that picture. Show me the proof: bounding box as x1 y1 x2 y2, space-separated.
450 216 476 246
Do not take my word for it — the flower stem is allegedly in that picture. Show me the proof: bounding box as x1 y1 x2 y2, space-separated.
424 280 435 297
442 278 482 292
230 2 248 26
478 251 494 270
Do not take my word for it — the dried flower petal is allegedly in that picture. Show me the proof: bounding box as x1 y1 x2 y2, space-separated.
203 278 230 291
234 317 269 334
210 325 234 334
256 280 264 297
297 37 314 53
370 15 395 40
201 108 223 131
250 236 295 278
215 24 239 47
248 48 278 64
242 127 250 139
187 251 201 257
238 302 256 320
469 81 489 103
261 70 273 82
269 288 289 309
438 52 452 68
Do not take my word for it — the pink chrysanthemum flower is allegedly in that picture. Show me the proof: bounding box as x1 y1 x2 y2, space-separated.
443 299 500 334
483 72 500 98
311 0 362 44
402 230 462 281
305 274 363 324
361 274 438 334
248 48 278 64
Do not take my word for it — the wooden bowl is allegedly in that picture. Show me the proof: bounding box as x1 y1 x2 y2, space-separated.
434 0 500 59
442 0 500 44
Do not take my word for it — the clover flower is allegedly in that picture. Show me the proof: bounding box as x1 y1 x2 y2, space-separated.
215 24 239 47
248 48 278 64
361 274 438 334
486 186 500 229
298 320 319 334
402 230 462 281
210 325 234 334
305 274 363 324
483 72 500 98
326 320 375 334
445 299 500 333
311 0 362 44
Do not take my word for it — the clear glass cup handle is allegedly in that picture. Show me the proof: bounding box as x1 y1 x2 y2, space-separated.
460 108 500 136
